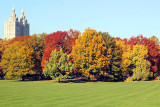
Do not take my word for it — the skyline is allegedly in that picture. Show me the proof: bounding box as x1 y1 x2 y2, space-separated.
0 0 160 39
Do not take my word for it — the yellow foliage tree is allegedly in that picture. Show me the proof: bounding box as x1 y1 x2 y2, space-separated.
0 41 35 79
116 39 150 81
0 39 10 78
115 39 131 77
129 44 150 81
72 28 111 79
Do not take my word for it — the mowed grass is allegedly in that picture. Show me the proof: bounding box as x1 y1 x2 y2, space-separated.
0 80 160 107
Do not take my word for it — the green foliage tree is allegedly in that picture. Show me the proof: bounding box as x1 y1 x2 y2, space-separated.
43 49 76 82
0 41 35 79
99 32 122 80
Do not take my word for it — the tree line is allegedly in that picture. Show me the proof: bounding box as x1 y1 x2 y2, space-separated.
0 28 160 82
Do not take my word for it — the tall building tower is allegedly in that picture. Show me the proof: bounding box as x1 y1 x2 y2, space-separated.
4 8 30 39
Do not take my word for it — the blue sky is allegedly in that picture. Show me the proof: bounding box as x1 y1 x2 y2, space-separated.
0 0 160 39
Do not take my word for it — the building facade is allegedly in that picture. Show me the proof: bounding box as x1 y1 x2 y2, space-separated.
4 8 29 39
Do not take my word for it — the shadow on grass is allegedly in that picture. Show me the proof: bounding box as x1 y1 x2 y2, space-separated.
57 80 88 83
9 79 124 83
10 79 53 82
55 78 118 83
10 80 33 82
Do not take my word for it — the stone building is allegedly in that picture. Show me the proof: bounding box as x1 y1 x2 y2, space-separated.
4 8 29 39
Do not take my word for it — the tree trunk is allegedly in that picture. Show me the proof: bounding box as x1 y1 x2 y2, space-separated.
22 77 25 81
58 78 60 83
88 77 90 82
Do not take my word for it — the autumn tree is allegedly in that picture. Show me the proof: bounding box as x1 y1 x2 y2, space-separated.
150 36 160 76
43 49 76 82
116 38 151 81
129 45 151 81
41 30 79 69
0 51 2 78
9 36 31 44
9 35 47 74
123 35 160 77
99 32 122 80
0 41 35 79
150 35 160 48
72 28 111 80
131 59 151 81
0 39 10 78
29 33 47 73
0 39 3 78
115 39 132 79
67 29 80 46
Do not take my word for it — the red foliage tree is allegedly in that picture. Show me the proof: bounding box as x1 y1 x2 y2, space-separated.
123 35 160 75
9 36 31 44
41 30 79 69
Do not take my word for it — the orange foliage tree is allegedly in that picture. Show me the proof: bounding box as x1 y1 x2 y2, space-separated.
72 28 111 80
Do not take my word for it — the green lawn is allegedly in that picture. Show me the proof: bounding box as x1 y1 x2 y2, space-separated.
0 80 160 107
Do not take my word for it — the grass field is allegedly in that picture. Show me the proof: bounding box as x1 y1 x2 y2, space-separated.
0 80 160 107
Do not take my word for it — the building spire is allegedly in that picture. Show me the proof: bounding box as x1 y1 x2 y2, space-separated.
12 7 15 13
22 9 24 16
9 7 17 21
12 7 15 16
20 9 27 24
20 9 25 19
